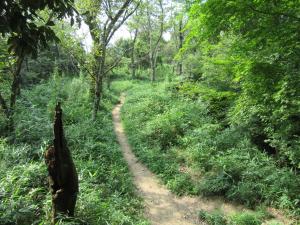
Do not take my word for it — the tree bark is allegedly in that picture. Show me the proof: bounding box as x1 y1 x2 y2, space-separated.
92 74 103 120
92 41 106 120
178 17 183 76
8 55 24 133
45 103 78 224
150 53 157 82
131 29 138 79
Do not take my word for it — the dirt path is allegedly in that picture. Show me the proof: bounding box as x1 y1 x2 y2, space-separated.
112 95 291 225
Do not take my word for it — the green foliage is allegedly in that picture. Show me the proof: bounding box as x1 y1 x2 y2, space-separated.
0 162 47 225
174 81 236 124
0 0 76 58
230 212 262 225
121 81 300 218
183 0 300 169
0 76 148 224
198 209 271 225
1 0 300 223
198 210 227 225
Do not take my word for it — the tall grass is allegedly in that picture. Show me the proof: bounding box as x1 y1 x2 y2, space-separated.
120 81 300 219
0 75 148 225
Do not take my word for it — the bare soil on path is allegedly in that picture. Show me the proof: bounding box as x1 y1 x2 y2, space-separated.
112 95 293 225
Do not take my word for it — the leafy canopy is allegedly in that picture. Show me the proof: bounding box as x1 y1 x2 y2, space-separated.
0 0 77 58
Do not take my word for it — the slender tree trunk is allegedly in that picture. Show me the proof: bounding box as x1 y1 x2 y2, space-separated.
131 60 136 79
92 77 100 120
131 53 136 79
178 17 183 76
107 71 112 90
146 0 164 82
151 66 155 82
92 76 103 120
45 103 78 225
150 53 157 82
0 92 9 137
92 42 106 120
8 55 24 133
131 29 138 79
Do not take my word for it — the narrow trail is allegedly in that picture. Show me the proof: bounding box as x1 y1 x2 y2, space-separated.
112 95 291 225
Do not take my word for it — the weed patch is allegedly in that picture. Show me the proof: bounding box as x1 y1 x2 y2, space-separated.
0 77 148 225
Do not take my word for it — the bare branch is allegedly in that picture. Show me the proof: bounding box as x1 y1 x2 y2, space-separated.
105 0 141 44
107 5 138 43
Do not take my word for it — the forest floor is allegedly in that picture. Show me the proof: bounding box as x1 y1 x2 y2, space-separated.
112 94 244 225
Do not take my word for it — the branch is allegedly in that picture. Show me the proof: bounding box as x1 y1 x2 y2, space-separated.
83 13 99 41
103 0 113 20
105 0 140 44
64 48 96 81
103 57 124 76
104 45 135 76
132 28 138 45
153 0 164 54
248 5 300 21
105 0 133 36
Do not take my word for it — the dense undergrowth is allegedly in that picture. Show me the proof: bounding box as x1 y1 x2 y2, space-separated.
198 209 276 225
116 80 300 221
0 75 148 225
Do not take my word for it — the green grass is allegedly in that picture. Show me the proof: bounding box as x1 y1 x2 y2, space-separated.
0 76 149 225
119 80 300 221
198 209 269 225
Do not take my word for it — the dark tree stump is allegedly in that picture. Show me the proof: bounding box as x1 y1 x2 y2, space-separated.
45 102 78 224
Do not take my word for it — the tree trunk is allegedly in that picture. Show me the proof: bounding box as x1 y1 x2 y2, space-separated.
131 29 138 79
131 54 136 79
92 42 106 120
8 55 24 133
92 76 103 120
45 102 78 224
178 17 183 76
146 0 163 82
150 54 157 82
132 60 136 79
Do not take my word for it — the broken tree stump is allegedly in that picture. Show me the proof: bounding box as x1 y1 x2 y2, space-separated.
45 102 78 224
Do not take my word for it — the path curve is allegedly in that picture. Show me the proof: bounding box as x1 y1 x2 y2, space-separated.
112 94 292 225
